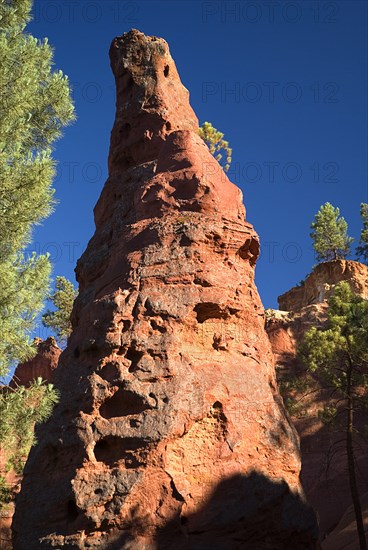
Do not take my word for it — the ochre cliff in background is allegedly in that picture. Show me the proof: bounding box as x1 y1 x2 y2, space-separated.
9 337 61 388
266 260 368 548
13 30 317 549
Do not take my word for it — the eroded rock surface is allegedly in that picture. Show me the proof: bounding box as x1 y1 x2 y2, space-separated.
13 30 317 549
268 260 368 371
278 260 368 312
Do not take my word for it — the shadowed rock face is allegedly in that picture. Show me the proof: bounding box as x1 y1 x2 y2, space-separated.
0 338 61 548
13 30 318 549
266 260 368 543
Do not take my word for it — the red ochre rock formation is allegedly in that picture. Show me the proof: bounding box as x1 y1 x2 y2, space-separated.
265 260 368 543
265 305 327 370
9 337 61 388
13 30 318 549
278 260 368 313
267 260 368 369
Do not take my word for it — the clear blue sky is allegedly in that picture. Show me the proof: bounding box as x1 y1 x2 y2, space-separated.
27 0 367 336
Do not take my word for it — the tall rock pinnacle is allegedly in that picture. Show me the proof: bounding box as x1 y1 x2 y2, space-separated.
13 30 318 549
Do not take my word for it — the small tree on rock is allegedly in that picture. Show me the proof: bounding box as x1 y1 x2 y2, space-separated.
42 276 77 344
356 203 368 264
198 121 232 172
310 202 353 261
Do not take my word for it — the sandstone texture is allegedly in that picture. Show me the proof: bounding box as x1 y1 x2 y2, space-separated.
13 30 317 549
9 337 61 388
268 260 368 369
265 305 327 370
266 259 368 543
278 260 368 312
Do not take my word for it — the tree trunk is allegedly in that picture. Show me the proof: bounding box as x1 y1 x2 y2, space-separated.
346 367 367 550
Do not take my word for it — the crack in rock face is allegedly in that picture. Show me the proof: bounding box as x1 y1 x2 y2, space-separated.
13 29 318 549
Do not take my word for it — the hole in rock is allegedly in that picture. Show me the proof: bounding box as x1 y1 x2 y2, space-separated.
238 237 260 265
67 500 79 522
171 177 198 200
117 346 125 356
99 362 120 383
144 299 169 320
212 334 226 351
206 232 221 244
179 234 192 247
119 319 131 332
193 277 212 288
94 488 103 495
99 388 150 419
144 299 156 316
211 401 227 423
178 203 201 213
150 319 166 333
171 480 184 502
164 65 169 77
126 347 144 372
94 436 149 468
194 303 229 323
165 121 171 131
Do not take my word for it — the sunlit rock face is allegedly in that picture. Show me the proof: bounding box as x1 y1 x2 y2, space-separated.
13 30 318 549
10 337 61 388
278 259 368 312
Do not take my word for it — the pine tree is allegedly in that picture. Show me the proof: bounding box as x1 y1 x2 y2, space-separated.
0 0 73 506
198 121 232 172
310 202 353 262
300 282 368 550
0 0 75 377
356 203 368 264
0 378 59 476
42 276 77 344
